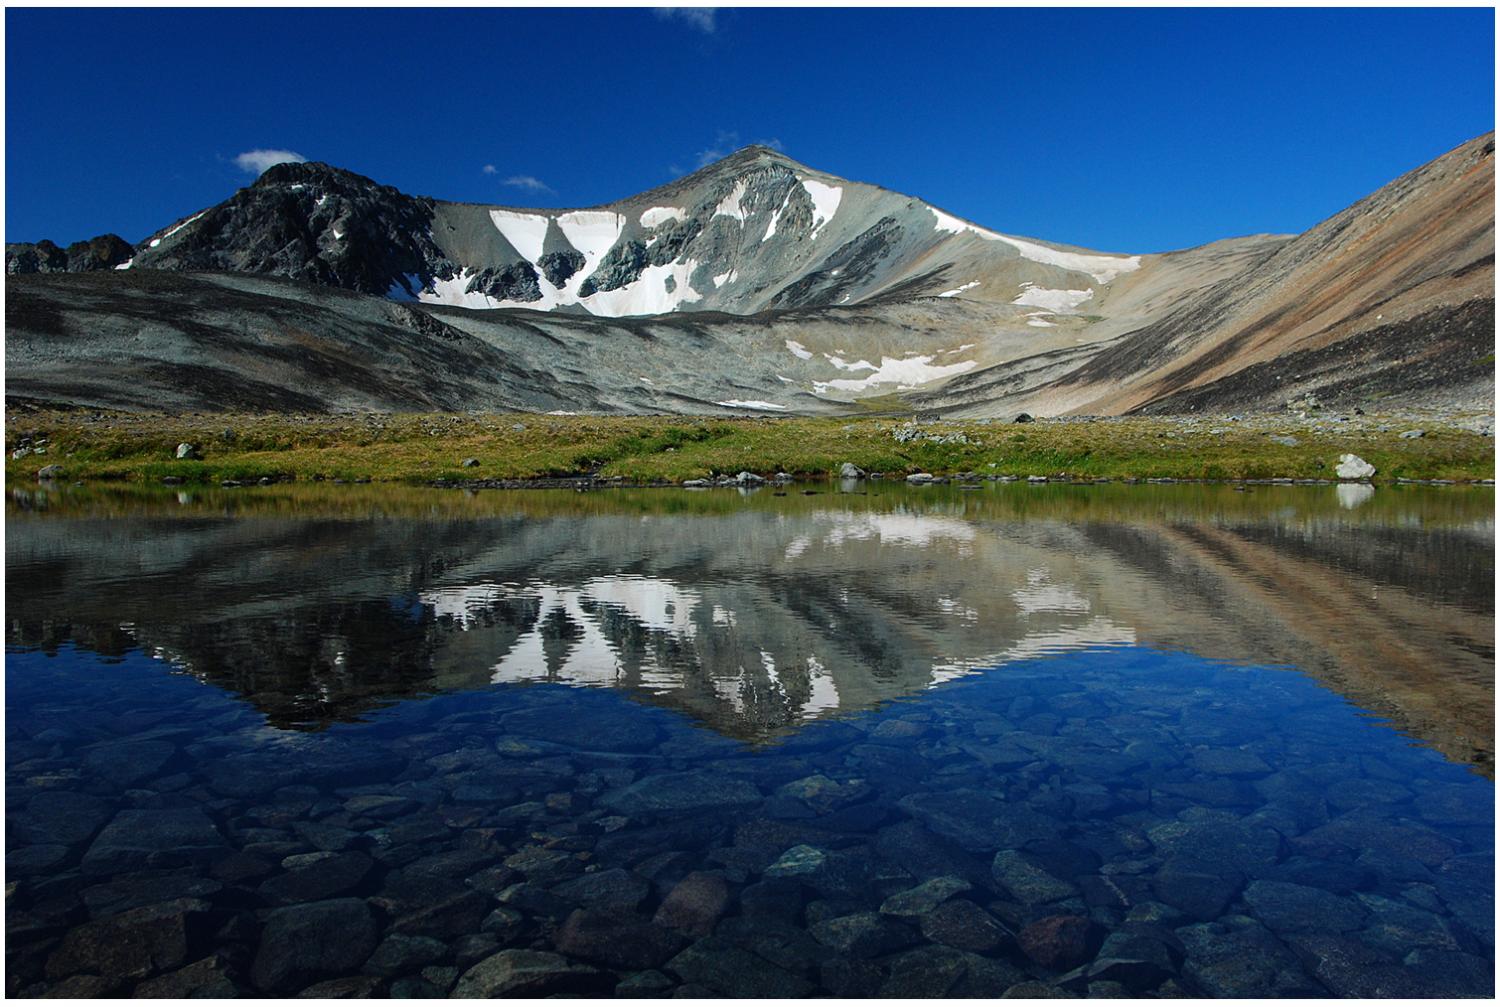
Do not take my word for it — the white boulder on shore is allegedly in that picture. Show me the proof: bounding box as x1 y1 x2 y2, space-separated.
1335 453 1376 480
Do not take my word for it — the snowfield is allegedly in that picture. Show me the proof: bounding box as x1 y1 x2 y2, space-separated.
639 206 685 228
716 399 788 411
556 211 625 274
762 191 791 242
1012 283 1094 312
713 180 749 222
801 178 842 235
930 207 1141 284
489 210 549 262
582 260 703 315
813 353 978 392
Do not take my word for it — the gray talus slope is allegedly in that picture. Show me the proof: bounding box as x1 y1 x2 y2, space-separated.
917 132 1496 417
8 269 1015 414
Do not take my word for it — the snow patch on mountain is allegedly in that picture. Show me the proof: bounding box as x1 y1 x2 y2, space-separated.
489 210 549 262
938 280 980 298
557 211 625 271
717 399 788 411
583 259 703 315
1013 284 1094 312
930 207 1140 284
785 339 813 360
640 206 686 228
814 353 978 392
713 180 749 222
149 211 206 248
762 191 791 242
421 269 500 309
998 234 1141 284
802 179 842 235
825 353 877 373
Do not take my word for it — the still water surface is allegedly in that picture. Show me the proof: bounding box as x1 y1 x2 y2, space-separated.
6 483 1494 997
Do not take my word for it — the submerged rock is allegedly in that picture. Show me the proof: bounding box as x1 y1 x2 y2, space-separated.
364 934 448 976
763 844 827 878
250 898 379 993
600 771 760 815
258 850 374 905
1242 880 1368 934
46 897 208 981
879 875 971 917
1151 860 1243 921
554 909 687 969
809 912 920 958
133 954 240 997
453 949 607 998
776 773 870 812
653 871 730 936
898 789 1059 851
991 850 1077 904
1146 819 1281 872
1019 914 1096 970
667 937 815 997
1175 919 1321 997
19 791 114 846
918 899 1008 953
81 808 225 875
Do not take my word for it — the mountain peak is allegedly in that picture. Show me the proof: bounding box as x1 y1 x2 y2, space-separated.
252 161 381 191
704 144 806 174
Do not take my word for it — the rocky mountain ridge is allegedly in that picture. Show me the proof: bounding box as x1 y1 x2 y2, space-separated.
9 146 1158 323
6 135 1493 415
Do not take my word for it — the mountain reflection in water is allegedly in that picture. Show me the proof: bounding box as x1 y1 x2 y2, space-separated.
7 482 1492 772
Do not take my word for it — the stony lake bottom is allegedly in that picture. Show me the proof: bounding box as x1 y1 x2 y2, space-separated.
4 481 1494 998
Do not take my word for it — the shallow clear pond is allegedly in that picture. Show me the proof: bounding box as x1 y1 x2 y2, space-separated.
6 482 1494 997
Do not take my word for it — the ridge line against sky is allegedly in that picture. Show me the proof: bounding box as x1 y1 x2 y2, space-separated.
5 7 1494 252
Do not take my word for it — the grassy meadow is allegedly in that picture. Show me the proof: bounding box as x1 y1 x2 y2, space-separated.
4 409 1494 486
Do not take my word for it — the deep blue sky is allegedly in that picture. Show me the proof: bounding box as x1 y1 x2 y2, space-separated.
6 8 1494 252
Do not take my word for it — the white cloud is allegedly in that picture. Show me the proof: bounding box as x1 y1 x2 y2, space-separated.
654 7 716 33
482 164 498 175
233 148 307 174
502 175 555 194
